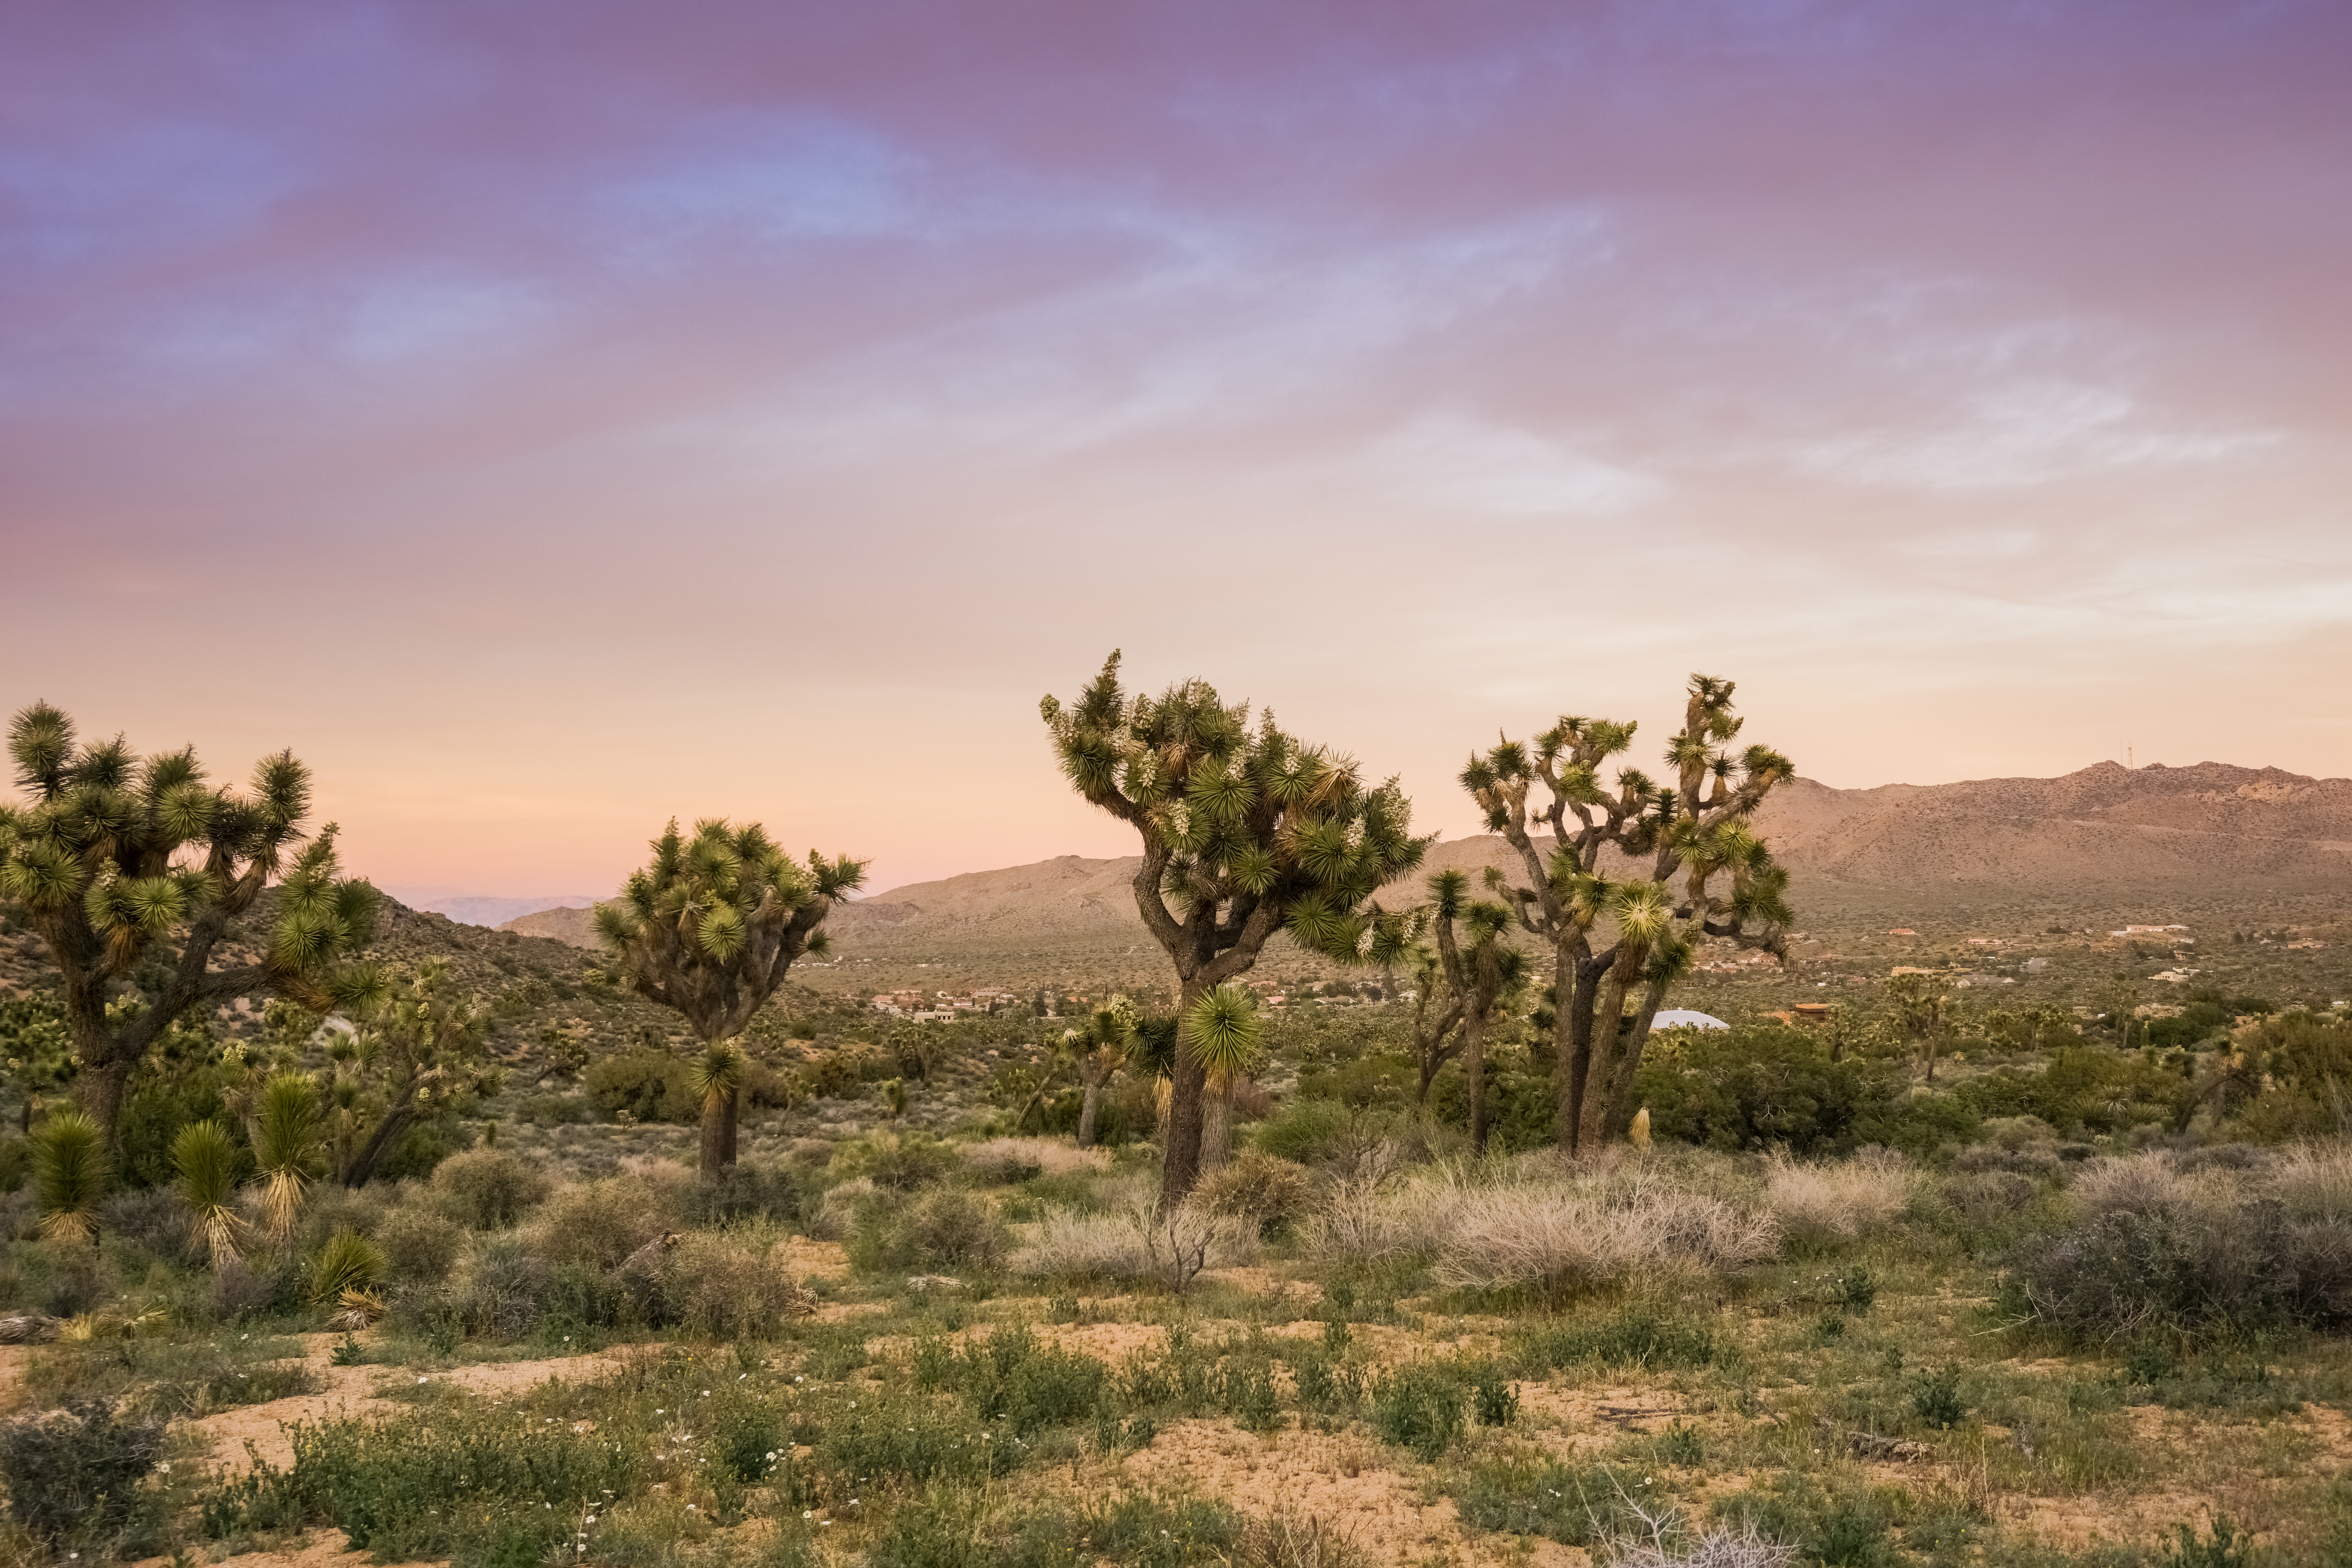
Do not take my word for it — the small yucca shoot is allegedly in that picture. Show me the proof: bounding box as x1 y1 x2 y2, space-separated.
308 1227 386 1306
173 1118 248 1267
32 1107 109 1246
250 1071 323 1244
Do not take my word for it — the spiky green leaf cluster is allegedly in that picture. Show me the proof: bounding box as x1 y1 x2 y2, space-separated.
173 1118 248 1266
1182 983 1262 1082
1043 653 1430 963
595 817 864 1043
32 1108 109 1245
0 703 375 989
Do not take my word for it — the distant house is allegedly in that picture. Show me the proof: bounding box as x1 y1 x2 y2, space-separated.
1652 1009 1729 1031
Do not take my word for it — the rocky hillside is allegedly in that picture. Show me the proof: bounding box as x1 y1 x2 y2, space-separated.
523 760 2342 956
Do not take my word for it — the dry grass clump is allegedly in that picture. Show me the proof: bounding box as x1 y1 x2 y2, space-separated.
963 1136 1113 1183
1298 1155 1776 1293
805 1177 877 1241
1429 1179 1778 1294
1608 1520 1796 1567
1010 1197 1257 1286
2273 1143 2352 1222
1764 1147 1915 1247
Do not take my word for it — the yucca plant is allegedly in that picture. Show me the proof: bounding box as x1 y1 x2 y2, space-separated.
250 1071 322 1244
596 818 863 1176
1458 673 1794 1150
308 1227 386 1306
173 1118 248 1266
0 702 381 1150
1044 653 1429 1203
31 1107 108 1245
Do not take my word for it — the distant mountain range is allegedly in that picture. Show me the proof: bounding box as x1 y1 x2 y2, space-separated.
495 761 2352 951
401 893 600 928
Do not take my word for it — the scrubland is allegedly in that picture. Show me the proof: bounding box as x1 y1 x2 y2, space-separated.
13 1091 2352 1567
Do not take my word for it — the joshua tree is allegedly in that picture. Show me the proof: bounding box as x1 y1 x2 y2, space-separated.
1888 971 1957 1083
1424 870 1525 1155
1044 653 1426 1203
1461 675 1794 1152
331 959 497 1188
595 818 865 1176
0 703 380 1149
1070 996 1137 1149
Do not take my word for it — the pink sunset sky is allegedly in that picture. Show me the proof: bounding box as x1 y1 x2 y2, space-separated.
4 2 2349 903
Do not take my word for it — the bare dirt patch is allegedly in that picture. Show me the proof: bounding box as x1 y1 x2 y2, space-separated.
1116 1416 1581 1567
131 1524 436 1568
192 1334 633 1470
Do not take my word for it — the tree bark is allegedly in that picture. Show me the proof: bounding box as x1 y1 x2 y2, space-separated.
1077 1079 1103 1148
341 1092 420 1188
699 1087 739 1176
70 1058 133 1154
1558 952 1601 1155
1579 966 1636 1151
1162 977 1210 1207
1465 1013 1490 1157
1201 1080 1233 1175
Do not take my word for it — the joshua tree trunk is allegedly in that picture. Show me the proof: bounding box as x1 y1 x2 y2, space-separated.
700 1088 738 1177
1164 975 1211 1203
1201 1079 1233 1174
1464 1014 1490 1156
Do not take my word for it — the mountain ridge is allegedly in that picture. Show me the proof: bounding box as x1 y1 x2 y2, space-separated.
500 760 2352 950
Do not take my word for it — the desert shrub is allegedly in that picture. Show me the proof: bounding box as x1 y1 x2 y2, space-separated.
512 1092 591 1126
1370 1362 1465 1460
26 1337 320 1419
1765 1149 1915 1250
211 1253 291 1320
1010 1199 1256 1287
0 1398 167 1546
528 1166 693 1269
1252 1099 1399 1173
836 1131 963 1191
804 1176 879 1242
430 1149 551 1230
1427 1175 1778 1296
2235 1012 2352 1141
441 1235 550 1339
1510 1303 1720 1373
964 1137 1113 1184
2274 1143 2352 1222
584 1048 696 1123
375 1204 464 1281
2011 1151 2352 1339
99 1186 196 1262
1637 1025 1893 1155
1193 1151 1313 1235
205 1407 641 1567
538 1260 629 1333
853 1188 1010 1274
1941 1165 2041 1220
1956 1048 2179 1137
689 1161 797 1225
663 1231 811 1338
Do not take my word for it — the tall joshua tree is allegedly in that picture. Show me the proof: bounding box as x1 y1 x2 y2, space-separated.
333 958 496 1188
595 818 864 1177
0 703 379 1150
1069 996 1137 1149
1425 869 1525 1156
1043 652 1426 1203
1460 675 1794 1153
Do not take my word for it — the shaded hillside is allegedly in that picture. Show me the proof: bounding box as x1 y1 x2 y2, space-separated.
622 760 2352 959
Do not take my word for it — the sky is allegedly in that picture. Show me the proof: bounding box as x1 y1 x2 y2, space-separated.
4 1 2350 901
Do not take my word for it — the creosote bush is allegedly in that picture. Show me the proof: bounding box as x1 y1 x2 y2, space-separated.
1193 1149 1314 1235
0 1398 167 1546
429 1148 552 1230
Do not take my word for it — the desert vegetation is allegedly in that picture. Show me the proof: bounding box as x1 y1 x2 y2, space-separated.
6 683 2352 1565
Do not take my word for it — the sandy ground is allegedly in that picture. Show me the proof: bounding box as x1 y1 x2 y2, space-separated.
1116 1416 1589 1567
191 1333 633 1471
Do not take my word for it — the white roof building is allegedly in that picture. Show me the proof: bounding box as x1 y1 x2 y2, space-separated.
1652 1009 1730 1031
